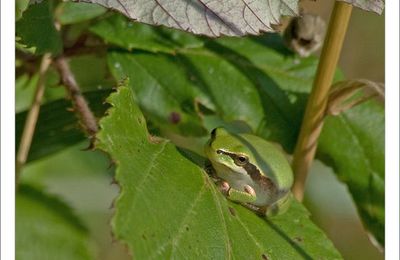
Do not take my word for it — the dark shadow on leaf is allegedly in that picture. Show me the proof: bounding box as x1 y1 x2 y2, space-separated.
177 147 207 168
174 54 222 118
248 33 294 57
264 217 313 260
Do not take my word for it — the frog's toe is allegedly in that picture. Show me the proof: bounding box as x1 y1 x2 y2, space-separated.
218 181 230 195
244 185 256 197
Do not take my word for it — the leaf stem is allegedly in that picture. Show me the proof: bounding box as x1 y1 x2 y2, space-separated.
16 53 52 183
291 1 353 201
54 56 99 139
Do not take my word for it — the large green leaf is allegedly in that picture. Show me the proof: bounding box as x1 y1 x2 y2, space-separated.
96 86 341 259
107 52 207 136
16 1 63 55
318 99 385 246
16 184 93 260
107 49 264 135
81 0 299 37
90 14 204 54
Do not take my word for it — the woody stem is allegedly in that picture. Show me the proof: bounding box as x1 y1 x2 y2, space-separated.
291 1 353 201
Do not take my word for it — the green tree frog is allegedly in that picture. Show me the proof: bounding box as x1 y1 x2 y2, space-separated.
205 128 294 216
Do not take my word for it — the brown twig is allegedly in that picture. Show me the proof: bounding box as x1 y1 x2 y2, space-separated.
16 53 52 183
54 56 98 140
291 2 353 201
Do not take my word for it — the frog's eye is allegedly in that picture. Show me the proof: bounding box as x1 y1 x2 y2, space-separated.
216 149 223 154
235 155 248 166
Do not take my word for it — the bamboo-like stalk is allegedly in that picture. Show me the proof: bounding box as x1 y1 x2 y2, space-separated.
16 53 52 182
291 2 353 201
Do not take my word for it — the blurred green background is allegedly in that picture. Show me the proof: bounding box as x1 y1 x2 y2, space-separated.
18 1 384 259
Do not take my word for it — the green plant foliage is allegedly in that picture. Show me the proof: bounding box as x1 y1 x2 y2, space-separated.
203 37 321 151
16 1 63 55
96 86 342 259
16 68 64 113
16 73 38 113
55 2 106 25
16 184 93 260
90 14 334 150
16 90 111 162
68 55 113 91
97 20 385 246
318 99 385 246
107 50 264 135
15 13 384 247
15 54 113 160
16 0 30 21
89 14 204 53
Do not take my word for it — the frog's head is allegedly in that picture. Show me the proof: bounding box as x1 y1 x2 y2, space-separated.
205 128 252 176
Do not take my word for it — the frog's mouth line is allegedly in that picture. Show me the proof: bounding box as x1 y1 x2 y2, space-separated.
215 150 278 193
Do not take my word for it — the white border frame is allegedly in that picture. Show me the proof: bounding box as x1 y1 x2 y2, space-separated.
1 1 399 259
1 0 16 259
385 0 399 259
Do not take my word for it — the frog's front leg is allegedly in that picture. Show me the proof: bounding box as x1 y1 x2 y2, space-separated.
218 181 257 204
228 186 257 204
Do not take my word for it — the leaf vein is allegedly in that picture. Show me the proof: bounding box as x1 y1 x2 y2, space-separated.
207 178 233 259
128 142 167 209
150 183 207 258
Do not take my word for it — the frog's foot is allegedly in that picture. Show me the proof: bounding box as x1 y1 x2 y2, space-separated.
227 185 257 204
256 206 268 216
242 203 267 216
216 180 230 195
243 193 293 217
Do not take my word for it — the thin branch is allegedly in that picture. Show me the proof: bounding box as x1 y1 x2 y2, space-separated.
16 53 52 182
291 2 353 201
54 56 99 139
